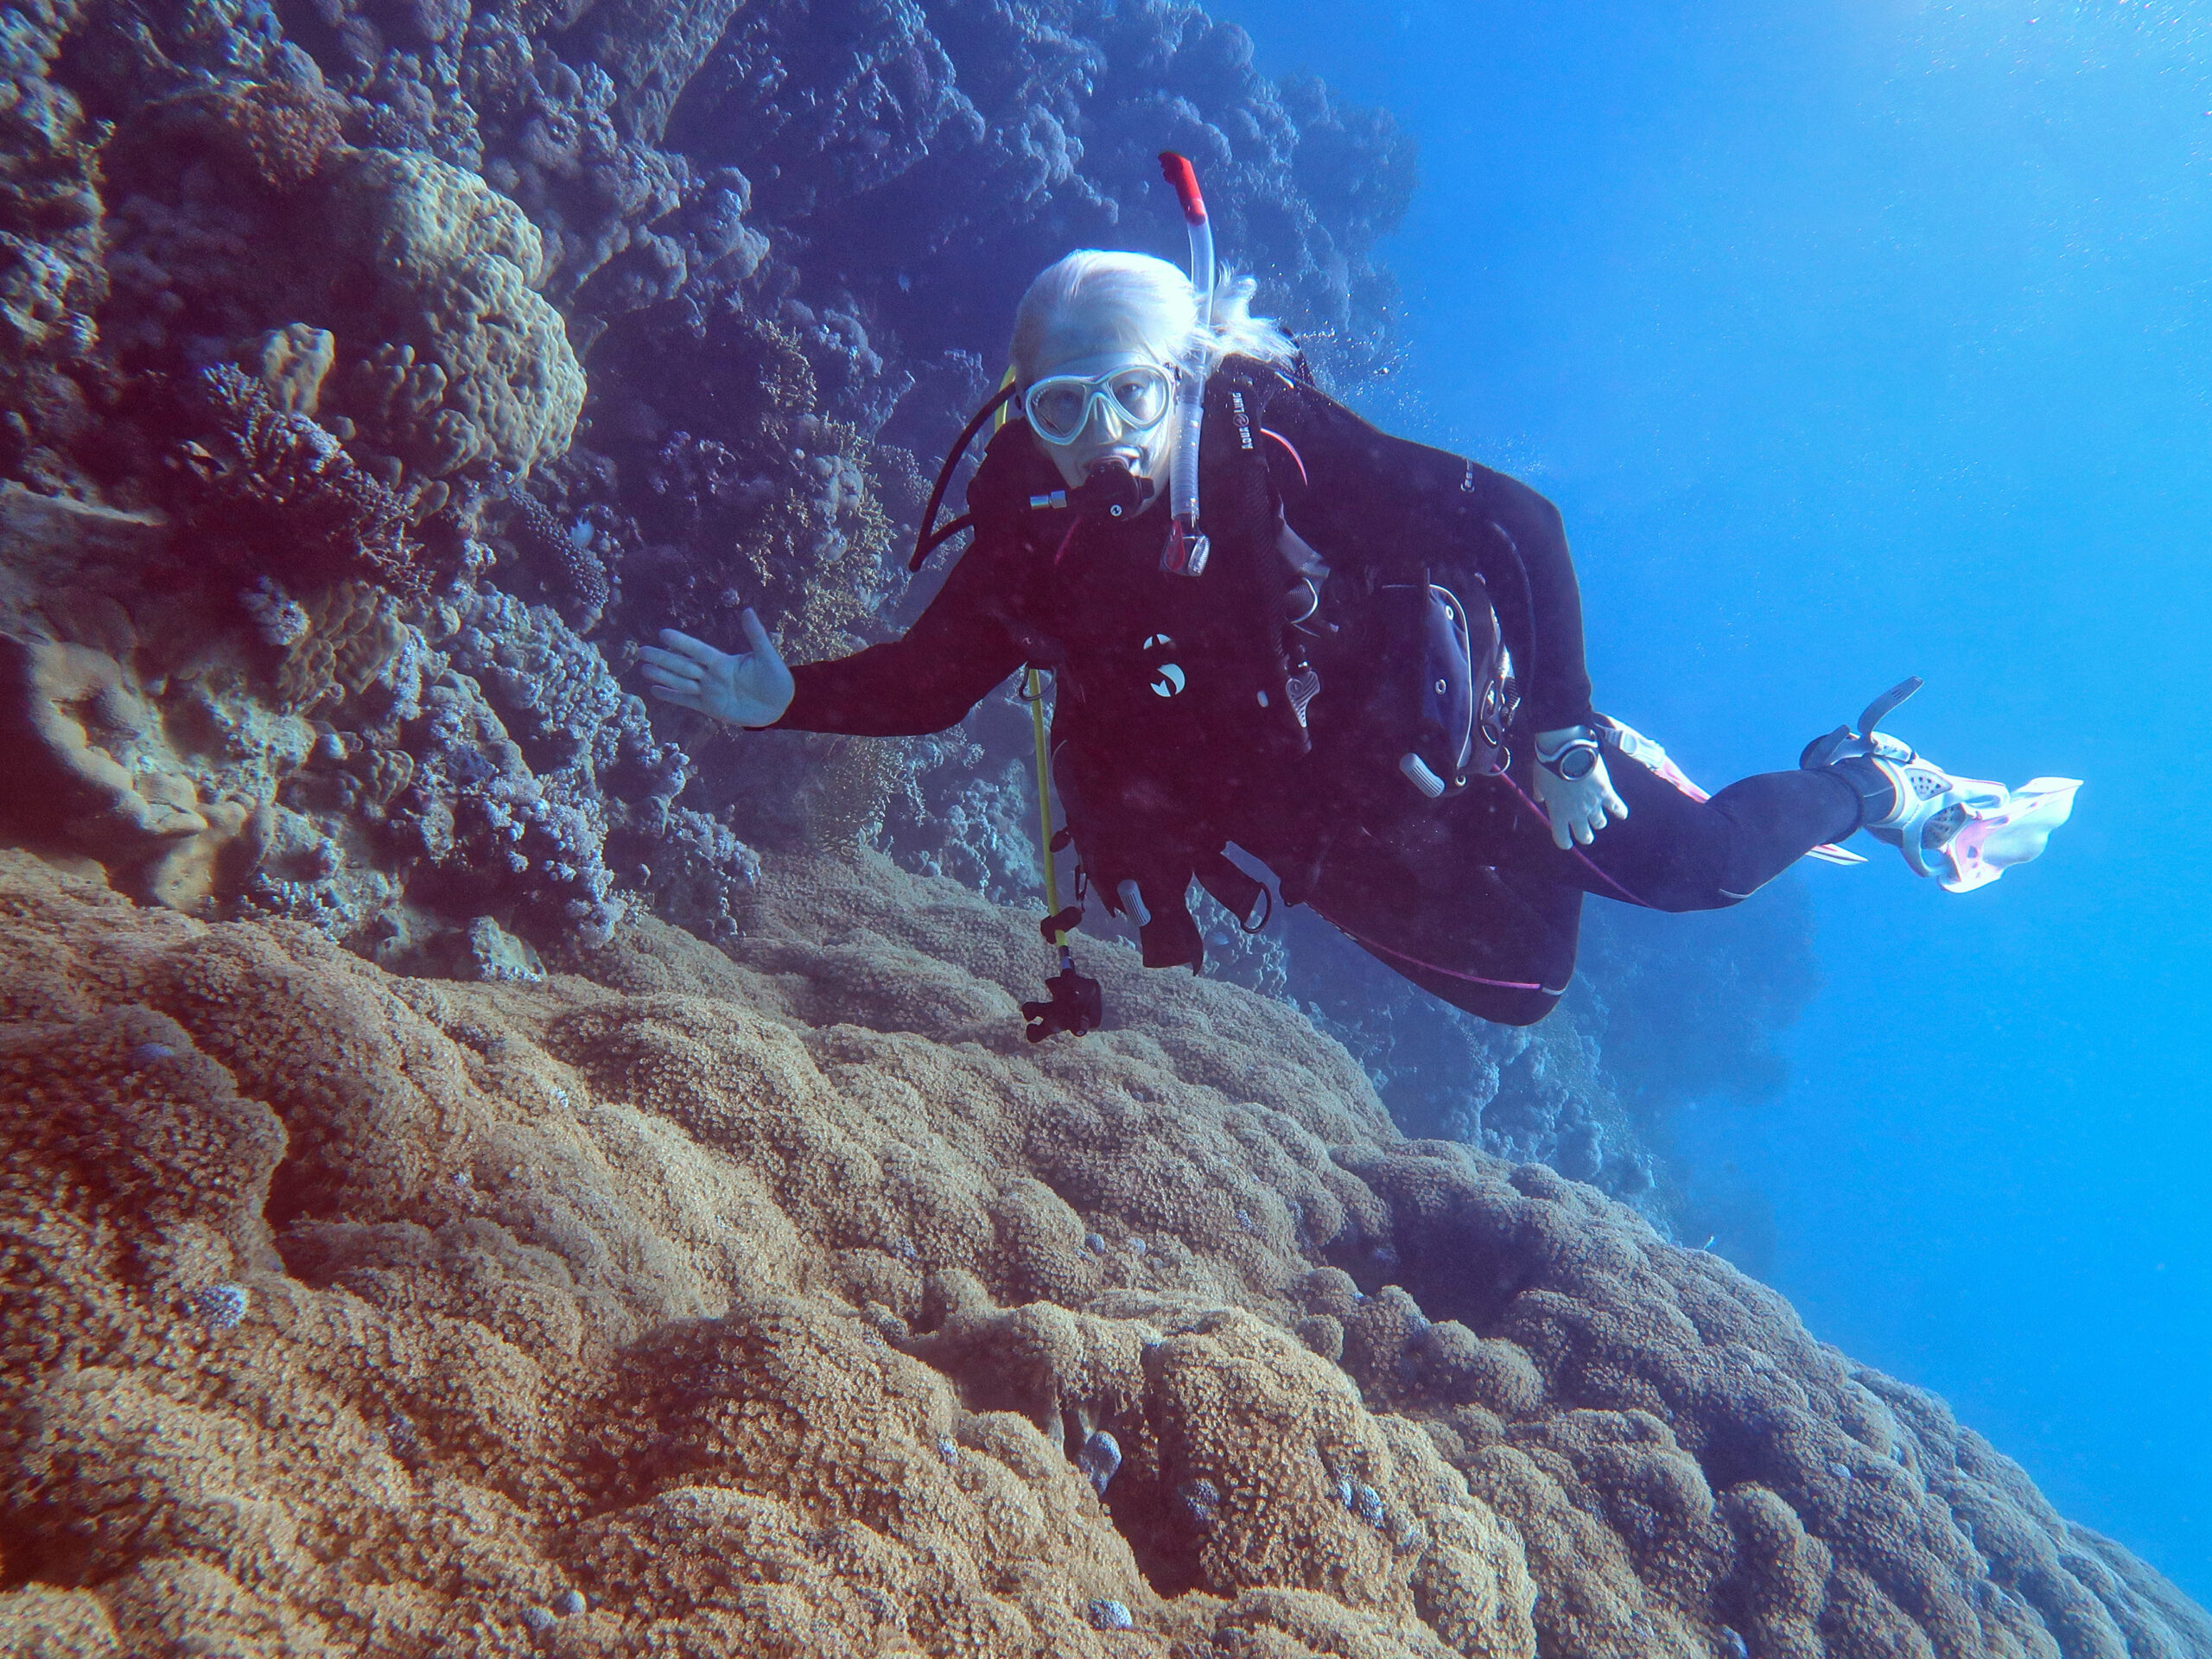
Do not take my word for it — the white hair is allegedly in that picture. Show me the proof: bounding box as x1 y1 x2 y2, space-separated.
1010 250 1298 384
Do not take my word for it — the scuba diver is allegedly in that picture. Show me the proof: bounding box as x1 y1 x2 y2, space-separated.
640 155 2078 1032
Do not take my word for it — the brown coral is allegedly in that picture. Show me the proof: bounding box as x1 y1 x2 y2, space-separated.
0 638 274 911
318 148 585 479
205 83 346 193
271 581 406 713
257 323 336 416
108 83 346 200
0 848 2203 1659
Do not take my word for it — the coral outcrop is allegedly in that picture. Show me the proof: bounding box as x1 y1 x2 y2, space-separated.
319 145 585 477
0 483 723 974
2 848 2204 1658
0 0 2041 1624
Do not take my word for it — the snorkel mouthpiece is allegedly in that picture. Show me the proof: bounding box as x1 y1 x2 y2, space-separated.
1158 151 1215 577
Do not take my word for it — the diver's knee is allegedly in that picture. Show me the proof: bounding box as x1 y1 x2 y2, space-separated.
1607 860 1752 912
1642 886 1747 915
1478 989 1562 1027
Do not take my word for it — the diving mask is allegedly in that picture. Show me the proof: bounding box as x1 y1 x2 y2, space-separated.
1023 363 1175 447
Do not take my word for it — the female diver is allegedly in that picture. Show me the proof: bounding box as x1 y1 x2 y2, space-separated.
639 159 2076 1028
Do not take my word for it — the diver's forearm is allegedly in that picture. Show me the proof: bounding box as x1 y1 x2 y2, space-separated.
1497 494 1595 729
772 642 1023 736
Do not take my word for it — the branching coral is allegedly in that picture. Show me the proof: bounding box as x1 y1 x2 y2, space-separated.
501 487 611 628
188 362 432 599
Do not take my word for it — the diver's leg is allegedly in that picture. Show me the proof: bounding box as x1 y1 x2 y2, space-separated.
1342 871 1581 1025
1306 828 1583 1023
1516 743 1863 911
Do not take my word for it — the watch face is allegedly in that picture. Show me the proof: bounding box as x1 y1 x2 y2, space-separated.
1558 743 1599 779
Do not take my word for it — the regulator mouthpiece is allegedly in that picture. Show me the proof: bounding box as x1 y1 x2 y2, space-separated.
1030 461 1154 522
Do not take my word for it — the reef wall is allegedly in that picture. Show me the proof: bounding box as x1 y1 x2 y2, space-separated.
7 4 2178 1648
0 0 1406 947
3 846 2205 1657
0 0 1821 1225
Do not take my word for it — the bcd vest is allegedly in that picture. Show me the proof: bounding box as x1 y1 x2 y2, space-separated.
963 357 1523 971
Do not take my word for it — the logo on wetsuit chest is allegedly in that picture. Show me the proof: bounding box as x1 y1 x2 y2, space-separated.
1141 632 1185 697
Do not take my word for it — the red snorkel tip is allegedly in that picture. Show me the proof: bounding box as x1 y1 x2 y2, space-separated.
1158 150 1208 224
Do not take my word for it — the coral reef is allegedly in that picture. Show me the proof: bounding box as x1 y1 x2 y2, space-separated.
0 0 1428 994
0 484 741 972
0 0 2193 1643
664 0 1415 386
1 847 2204 1657
0 0 1942 1578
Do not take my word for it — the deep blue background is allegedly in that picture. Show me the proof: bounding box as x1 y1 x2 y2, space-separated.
1218 0 2212 1601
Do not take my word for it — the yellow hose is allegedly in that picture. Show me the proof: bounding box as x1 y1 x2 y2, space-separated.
1027 667 1063 944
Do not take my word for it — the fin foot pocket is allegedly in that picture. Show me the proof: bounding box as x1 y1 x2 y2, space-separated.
1801 680 2080 890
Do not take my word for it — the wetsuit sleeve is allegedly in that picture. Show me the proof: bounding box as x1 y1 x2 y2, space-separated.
1265 381 1596 730
1474 469 1595 731
770 537 1028 735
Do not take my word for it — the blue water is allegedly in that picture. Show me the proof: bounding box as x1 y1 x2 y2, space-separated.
1222 0 2212 1599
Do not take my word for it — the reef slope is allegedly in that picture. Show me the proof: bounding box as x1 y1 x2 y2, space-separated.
2 849 2203 1659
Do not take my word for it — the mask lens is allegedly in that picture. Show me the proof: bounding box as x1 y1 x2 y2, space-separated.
1109 367 1169 427
1027 380 1093 442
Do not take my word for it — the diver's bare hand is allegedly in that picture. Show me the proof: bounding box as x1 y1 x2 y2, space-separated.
638 610 794 727
1533 725 1630 850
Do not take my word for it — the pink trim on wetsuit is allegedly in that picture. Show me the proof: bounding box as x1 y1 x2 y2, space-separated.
1052 519 1083 567
1316 910 1559 995
1262 429 1308 487
1497 772 1654 909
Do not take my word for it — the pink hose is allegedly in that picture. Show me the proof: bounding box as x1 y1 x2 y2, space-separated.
1497 772 1652 908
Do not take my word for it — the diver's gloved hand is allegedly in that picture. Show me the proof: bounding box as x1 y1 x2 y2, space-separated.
638 611 795 727
1533 725 1630 849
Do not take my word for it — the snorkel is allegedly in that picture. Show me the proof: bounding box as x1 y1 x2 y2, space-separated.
1157 150 1213 576
910 155 1223 575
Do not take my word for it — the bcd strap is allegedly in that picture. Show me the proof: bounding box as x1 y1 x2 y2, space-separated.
1194 850 1270 932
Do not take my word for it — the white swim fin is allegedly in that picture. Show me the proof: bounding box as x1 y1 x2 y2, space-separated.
1802 679 2081 892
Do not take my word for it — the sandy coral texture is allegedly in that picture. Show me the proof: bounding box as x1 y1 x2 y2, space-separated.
1 848 2204 1659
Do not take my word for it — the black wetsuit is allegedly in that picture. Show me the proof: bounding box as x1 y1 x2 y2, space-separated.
774 359 1862 1024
